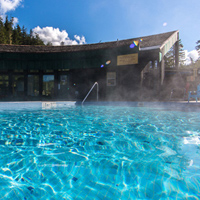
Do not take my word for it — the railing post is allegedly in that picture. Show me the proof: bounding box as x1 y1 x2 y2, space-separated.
96 82 99 102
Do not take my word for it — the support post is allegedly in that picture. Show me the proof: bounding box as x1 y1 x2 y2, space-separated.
161 51 165 85
152 60 157 96
8 70 13 98
175 39 179 69
54 70 58 98
39 70 43 99
24 70 28 99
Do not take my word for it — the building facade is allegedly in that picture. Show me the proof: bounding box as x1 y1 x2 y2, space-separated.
0 30 180 101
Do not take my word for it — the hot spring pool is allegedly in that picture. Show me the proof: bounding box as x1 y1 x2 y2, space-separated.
0 103 200 199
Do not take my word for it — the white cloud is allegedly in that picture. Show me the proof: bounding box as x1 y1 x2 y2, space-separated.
32 26 86 46
0 0 22 15
12 17 18 26
184 50 199 65
163 22 167 27
74 35 86 44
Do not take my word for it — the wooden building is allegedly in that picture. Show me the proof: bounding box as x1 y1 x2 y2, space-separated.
0 30 179 101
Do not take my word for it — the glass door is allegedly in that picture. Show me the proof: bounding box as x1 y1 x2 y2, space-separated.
28 75 39 97
0 75 9 99
13 75 24 97
42 75 54 98
58 75 68 99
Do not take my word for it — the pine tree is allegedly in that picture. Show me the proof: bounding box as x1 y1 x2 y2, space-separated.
179 41 186 67
12 25 22 45
2 16 45 46
195 40 200 57
33 33 44 45
164 39 185 68
0 17 6 44
4 16 13 44
21 26 27 45
0 16 45 45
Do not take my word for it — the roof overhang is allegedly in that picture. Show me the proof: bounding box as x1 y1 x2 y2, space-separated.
160 30 179 56
0 30 179 70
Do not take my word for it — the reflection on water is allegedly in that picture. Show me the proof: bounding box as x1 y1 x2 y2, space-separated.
0 106 199 199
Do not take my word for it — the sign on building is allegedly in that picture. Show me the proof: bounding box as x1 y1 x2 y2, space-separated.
117 53 138 66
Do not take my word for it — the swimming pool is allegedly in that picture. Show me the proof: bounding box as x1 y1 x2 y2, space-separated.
0 103 200 199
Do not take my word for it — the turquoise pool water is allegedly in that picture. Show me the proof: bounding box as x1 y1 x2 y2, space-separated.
0 105 200 199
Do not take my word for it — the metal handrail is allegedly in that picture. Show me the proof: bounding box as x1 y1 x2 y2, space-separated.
82 82 99 105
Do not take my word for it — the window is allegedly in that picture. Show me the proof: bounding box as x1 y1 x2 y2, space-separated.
28 75 39 96
43 75 54 97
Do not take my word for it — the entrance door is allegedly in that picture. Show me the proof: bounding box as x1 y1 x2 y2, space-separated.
13 75 24 98
42 75 54 98
0 75 9 99
58 75 68 99
28 75 39 97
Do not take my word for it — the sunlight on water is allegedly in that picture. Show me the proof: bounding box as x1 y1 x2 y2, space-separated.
0 105 199 199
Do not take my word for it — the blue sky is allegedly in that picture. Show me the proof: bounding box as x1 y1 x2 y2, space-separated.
1 0 200 62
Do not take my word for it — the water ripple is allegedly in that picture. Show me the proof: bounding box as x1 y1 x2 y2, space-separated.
0 106 199 199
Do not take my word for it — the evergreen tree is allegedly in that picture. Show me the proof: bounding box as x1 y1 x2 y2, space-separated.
179 41 186 67
4 16 13 44
0 16 45 46
195 40 200 57
12 25 22 44
33 33 44 45
21 26 27 45
0 17 6 44
164 39 185 68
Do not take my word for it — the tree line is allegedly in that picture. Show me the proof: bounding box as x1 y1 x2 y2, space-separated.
184 40 200 68
164 39 186 68
196 40 200 56
165 39 200 68
0 16 44 45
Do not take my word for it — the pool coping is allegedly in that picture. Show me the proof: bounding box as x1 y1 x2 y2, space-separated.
0 100 199 110
0 101 76 110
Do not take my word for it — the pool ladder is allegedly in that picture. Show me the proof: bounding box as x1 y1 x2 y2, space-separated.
82 82 99 105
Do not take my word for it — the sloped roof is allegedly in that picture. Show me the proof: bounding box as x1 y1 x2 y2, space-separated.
0 30 179 53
